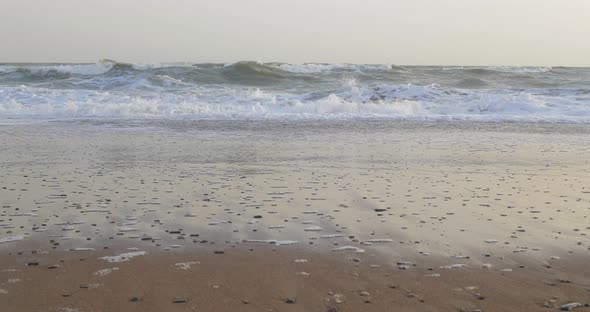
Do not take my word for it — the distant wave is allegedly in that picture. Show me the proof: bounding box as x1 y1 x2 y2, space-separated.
0 61 561 81
0 60 399 79
0 59 199 77
483 66 554 74
443 66 554 75
276 63 395 74
0 60 589 122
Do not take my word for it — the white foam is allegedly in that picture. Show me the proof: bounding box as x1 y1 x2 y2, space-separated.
131 63 194 71
484 66 553 73
10 212 38 217
174 261 199 270
94 267 119 276
332 246 365 253
243 239 299 246
0 236 24 244
441 264 468 269
320 234 345 238
365 239 393 243
100 251 146 263
276 63 391 74
70 247 95 251
118 227 139 232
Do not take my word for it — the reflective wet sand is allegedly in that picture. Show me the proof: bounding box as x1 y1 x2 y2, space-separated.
1 120 589 311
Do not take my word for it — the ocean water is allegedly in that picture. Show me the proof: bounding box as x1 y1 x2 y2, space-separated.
0 59 589 122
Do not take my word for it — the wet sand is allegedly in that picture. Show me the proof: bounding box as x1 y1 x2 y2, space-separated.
1 246 590 312
1 120 590 311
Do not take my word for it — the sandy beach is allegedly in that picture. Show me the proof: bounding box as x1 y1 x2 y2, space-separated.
1 120 590 311
3 0 590 310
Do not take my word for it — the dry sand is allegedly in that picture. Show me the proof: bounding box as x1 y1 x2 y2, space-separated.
1 120 589 311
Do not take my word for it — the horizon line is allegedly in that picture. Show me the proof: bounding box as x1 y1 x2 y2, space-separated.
0 59 588 68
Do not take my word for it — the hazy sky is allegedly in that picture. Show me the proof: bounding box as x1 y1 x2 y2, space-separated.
1 0 589 66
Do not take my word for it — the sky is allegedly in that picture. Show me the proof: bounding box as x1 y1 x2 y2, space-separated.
1 0 589 66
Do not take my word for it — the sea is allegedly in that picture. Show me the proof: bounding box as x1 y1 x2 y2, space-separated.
0 60 589 122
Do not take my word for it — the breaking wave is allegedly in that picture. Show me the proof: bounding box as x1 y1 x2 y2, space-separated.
0 61 589 122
